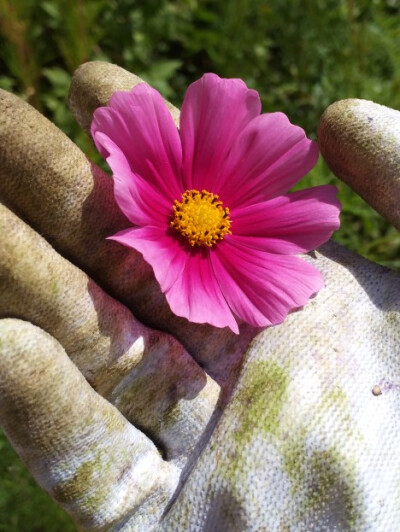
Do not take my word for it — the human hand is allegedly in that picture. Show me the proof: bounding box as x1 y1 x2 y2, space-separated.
0 62 399 531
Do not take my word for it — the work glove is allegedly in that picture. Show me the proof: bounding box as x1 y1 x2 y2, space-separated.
0 61 399 531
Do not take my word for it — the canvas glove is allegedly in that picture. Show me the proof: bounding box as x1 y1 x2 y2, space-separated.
0 62 399 531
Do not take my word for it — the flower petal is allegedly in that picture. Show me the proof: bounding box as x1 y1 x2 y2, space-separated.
231 185 341 254
166 247 239 333
216 112 319 208
109 227 238 333
94 132 171 227
180 73 261 191
108 226 186 293
211 238 323 328
91 84 183 203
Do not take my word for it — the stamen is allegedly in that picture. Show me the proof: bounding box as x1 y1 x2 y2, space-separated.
170 189 232 247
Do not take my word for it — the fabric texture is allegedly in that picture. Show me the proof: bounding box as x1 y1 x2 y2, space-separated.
159 241 400 532
0 62 399 531
319 98 400 231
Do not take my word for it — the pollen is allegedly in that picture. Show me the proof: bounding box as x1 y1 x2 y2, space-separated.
170 189 232 247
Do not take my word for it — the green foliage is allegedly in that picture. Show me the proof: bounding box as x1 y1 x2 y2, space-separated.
0 1 399 529
0 430 75 531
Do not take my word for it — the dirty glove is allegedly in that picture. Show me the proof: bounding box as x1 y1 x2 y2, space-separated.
0 62 399 531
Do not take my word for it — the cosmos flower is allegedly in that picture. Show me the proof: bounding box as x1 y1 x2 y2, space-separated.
91 74 340 333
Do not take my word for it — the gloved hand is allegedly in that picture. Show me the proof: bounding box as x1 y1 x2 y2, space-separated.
0 62 399 531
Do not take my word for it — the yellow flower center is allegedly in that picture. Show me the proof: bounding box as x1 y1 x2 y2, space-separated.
170 189 232 247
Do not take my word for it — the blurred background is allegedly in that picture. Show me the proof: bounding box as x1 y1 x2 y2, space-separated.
0 0 399 529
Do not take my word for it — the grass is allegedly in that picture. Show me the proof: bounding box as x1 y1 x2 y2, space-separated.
0 430 75 531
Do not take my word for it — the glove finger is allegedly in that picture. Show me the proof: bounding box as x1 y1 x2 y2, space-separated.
318 99 400 230
69 61 180 132
0 79 256 389
0 202 220 467
0 318 179 532
0 87 130 275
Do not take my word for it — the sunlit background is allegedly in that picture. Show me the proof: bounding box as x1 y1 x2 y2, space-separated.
1 0 399 529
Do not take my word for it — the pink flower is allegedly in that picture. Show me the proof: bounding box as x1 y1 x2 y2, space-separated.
91 74 340 334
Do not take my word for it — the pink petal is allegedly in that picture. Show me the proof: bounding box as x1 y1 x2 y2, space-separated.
166 248 239 333
231 185 341 254
211 238 323 328
91 84 183 203
109 227 238 333
215 112 319 208
94 132 171 227
108 226 186 293
180 73 261 191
